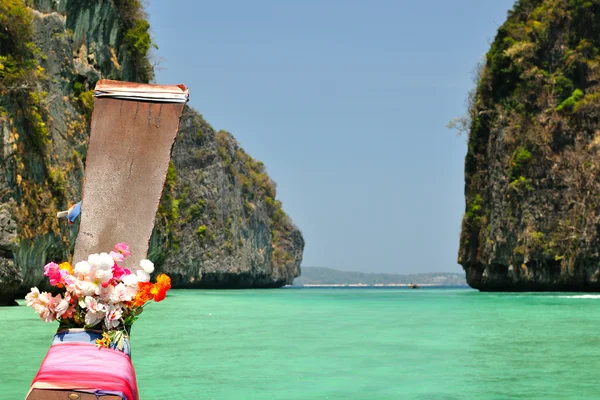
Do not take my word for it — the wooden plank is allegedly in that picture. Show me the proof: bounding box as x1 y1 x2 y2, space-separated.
27 389 122 400
72 80 187 268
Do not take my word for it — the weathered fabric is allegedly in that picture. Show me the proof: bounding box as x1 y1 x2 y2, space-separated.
28 342 138 400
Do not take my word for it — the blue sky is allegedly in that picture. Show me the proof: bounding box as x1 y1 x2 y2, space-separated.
146 0 516 274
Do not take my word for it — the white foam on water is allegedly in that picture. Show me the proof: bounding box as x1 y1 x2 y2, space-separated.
556 294 600 299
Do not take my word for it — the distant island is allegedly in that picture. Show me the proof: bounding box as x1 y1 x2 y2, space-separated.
292 267 468 287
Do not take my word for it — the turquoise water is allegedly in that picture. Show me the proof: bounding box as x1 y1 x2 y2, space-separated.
3 288 600 399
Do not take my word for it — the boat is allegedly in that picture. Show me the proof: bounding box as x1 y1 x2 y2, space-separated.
26 80 188 400
410 283 420 289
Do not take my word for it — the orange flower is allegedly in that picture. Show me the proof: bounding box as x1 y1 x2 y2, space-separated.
96 332 111 348
133 282 153 307
150 284 167 302
151 274 171 302
155 274 172 291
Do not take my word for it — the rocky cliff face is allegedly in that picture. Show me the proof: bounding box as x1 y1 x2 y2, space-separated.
0 0 303 304
150 111 304 287
459 0 600 291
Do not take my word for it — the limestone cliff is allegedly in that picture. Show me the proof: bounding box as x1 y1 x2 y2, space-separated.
0 0 303 305
459 0 600 291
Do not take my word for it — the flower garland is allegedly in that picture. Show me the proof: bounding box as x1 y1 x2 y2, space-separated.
25 243 171 349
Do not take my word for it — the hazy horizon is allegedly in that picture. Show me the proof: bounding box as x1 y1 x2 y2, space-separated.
300 265 465 275
146 0 516 274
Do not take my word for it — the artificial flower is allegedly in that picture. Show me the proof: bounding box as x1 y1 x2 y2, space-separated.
139 259 154 274
83 296 106 326
104 305 124 329
25 287 40 307
74 260 91 279
121 273 140 288
54 294 70 319
26 243 172 349
150 274 171 302
112 265 131 280
115 243 131 258
44 262 69 287
136 268 150 283
109 283 133 303
59 262 73 275
156 274 172 291
110 251 124 263
96 332 111 348
133 282 153 307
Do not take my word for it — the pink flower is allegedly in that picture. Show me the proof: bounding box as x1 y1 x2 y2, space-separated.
109 283 133 303
44 262 66 286
56 293 75 319
44 262 59 276
33 291 60 322
110 251 124 263
114 243 131 258
52 294 69 319
112 265 131 281
66 282 83 298
62 273 75 286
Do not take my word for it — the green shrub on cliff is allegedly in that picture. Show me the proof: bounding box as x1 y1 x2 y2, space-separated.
0 0 36 77
555 88 584 112
114 0 155 83
508 147 532 182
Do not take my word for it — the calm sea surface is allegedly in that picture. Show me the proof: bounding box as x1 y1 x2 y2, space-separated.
2 287 600 399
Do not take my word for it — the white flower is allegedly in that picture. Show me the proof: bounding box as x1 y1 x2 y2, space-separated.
99 283 114 302
74 261 91 279
85 309 104 326
97 252 115 269
54 296 70 318
104 305 124 329
139 259 154 274
83 296 105 326
136 269 150 283
88 252 113 284
84 296 102 311
95 267 113 284
78 280 100 297
87 253 101 268
25 287 40 307
109 283 132 303
66 282 83 298
40 307 56 322
121 273 140 288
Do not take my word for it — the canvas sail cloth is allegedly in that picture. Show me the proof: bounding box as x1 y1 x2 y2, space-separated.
26 80 188 400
